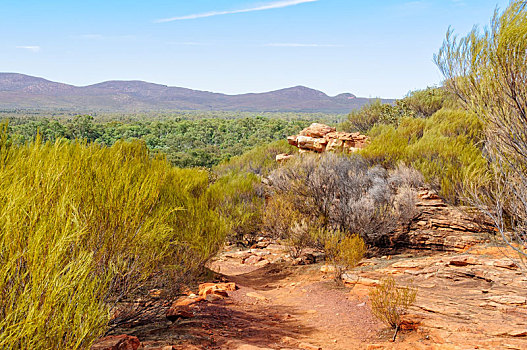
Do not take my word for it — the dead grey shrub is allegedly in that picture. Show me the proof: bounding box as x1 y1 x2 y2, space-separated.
265 153 421 246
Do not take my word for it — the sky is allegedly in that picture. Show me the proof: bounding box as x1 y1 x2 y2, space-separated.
0 0 510 98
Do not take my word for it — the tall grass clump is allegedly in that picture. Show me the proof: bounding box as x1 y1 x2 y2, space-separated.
215 139 297 176
0 128 229 349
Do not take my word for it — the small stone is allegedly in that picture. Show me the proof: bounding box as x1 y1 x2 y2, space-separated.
320 265 336 274
166 305 194 321
91 335 141 350
298 342 322 350
449 256 479 267
243 255 264 265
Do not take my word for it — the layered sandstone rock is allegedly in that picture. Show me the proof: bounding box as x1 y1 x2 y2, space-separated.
287 123 368 154
400 190 491 251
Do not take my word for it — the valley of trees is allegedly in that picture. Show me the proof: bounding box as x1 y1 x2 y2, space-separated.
1 0 527 348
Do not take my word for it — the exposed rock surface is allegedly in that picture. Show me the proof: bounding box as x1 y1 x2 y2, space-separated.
275 153 294 162
286 123 368 154
91 335 141 350
102 236 527 349
400 190 491 251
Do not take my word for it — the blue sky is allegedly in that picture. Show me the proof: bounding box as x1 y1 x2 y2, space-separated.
0 0 509 98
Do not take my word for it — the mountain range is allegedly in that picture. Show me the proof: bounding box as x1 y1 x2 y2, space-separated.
0 73 392 113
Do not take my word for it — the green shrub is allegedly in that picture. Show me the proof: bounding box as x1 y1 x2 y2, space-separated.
341 99 406 133
215 139 297 176
361 108 488 203
403 87 449 118
341 87 451 134
323 230 366 282
209 171 264 245
0 133 230 348
369 277 417 329
435 0 527 264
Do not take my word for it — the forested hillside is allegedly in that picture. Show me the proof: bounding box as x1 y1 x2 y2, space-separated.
0 74 392 113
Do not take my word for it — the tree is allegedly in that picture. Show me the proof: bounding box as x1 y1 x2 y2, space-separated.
435 0 527 264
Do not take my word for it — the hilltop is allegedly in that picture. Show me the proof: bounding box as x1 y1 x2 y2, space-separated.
0 73 392 113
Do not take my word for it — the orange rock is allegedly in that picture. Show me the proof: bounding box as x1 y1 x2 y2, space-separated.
299 123 336 138
288 123 368 154
448 256 479 266
166 304 194 321
198 282 237 298
172 296 203 308
243 255 264 265
399 314 424 331
91 335 141 350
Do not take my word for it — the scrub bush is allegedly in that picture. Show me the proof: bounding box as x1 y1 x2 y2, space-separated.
0 129 230 348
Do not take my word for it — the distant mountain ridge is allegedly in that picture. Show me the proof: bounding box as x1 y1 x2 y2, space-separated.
0 73 392 113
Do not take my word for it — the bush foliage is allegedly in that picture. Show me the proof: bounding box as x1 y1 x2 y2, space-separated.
436 0 527 263
369 277 418 329
264 153 421 247
360 108 487 203
0 128 241 348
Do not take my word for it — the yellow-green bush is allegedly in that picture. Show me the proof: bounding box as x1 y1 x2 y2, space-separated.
361 108 488 203
215 139 297 176
0 131 230 349
208 170 264 244
323 230 366 282
369 277 417 330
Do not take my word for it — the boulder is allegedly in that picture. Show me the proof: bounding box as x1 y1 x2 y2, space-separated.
276 153 294 162
198 282 237 299
299 123 336 138
285 123 368 155
91 335 141 350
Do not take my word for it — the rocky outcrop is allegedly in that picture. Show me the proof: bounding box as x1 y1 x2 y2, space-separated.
401 190 491 251
287 123 368 154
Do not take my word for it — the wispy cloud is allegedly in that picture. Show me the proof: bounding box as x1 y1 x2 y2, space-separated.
155 0 318 23
16 46 40 52
74 34 104 39
264 43 342 47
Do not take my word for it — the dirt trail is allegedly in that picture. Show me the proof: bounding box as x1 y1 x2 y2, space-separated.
205 259 381 349
112 241 527 350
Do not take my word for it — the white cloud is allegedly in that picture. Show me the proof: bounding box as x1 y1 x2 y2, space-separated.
155 0 319 23
75 34 103 39
264 43 342 47
16 46 40 52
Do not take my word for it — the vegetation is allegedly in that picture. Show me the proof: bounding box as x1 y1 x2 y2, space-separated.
215 139 297 176
0 126 252 348
369 277 418 332
435 0 527 263
323 231 366 282
360 108 486 203
264 153 421 248
4 115 309 168
341 88 449 134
